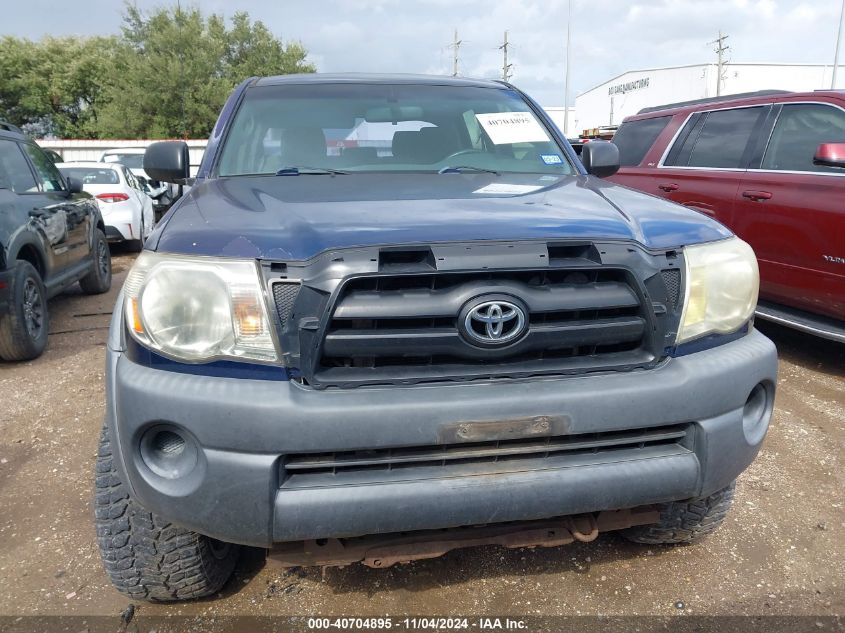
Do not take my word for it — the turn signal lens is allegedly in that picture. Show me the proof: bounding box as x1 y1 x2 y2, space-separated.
128 297 144 334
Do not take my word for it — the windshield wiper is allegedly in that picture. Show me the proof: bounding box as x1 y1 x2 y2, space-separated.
438 165 500 175
275 166 349 176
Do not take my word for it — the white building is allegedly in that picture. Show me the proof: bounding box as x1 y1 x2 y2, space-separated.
36 139 207 177
573 62 844 132
542 107 578 137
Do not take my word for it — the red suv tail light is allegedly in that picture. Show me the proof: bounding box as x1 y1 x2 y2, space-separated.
96 193 130 203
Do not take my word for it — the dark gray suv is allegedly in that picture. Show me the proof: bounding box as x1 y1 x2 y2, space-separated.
0 121 112 360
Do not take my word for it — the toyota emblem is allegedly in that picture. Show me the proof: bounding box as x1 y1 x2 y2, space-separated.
460 298 527 346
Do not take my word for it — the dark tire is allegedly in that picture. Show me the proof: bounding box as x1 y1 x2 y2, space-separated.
620 482 736 545
0 261 49 361
94 422 239 601
79 230 112 294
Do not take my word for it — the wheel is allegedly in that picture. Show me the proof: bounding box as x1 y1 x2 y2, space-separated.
127 217 145 253
94 421 240 601
79 229 112 294
0 261 49 361
620 482 736 545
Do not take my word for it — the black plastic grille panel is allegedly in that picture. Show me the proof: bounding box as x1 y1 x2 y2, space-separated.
282 424 691 485
661 269 682 312
272 282 300 330
320 268 648 375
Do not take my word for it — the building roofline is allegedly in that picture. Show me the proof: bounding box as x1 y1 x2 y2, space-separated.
576 64 711 96
55 161 121 167
577 62 841 98
35 139 208 147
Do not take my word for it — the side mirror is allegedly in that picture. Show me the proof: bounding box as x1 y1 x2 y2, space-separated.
813 142 845 169
580 140 620 178
144 141 190 184
66 176 83 194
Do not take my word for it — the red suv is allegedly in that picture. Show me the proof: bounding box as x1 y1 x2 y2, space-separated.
609 90 845 342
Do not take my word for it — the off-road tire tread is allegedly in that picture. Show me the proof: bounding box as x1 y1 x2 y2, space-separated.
621 482 736 545
94 423 238 601
0 262 49 361
79 230 112 294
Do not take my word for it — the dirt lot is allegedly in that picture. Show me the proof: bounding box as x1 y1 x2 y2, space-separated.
0 249 842 622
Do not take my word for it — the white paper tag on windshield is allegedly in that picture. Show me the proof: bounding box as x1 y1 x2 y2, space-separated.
475 112 550 145
473 183 544 195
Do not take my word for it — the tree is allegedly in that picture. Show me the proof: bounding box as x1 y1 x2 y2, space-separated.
94 4 315 138
0 35 118 137
0 4 315 139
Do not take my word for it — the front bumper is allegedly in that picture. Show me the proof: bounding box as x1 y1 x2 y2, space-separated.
98 202 136 241
104 226 129 242
105 328 777 548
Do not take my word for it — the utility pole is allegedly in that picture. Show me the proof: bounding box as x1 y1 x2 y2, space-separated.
710 31 730 96
833 0 845 88
450 29 462 77
499 30 513 82
563 0 572 135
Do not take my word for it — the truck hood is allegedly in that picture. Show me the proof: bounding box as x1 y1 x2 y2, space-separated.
152 173 732 260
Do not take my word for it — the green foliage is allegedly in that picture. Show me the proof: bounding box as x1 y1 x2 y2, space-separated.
0 35 118 137
0 4 315 139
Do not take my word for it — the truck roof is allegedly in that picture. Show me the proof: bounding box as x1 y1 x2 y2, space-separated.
253 73 507 89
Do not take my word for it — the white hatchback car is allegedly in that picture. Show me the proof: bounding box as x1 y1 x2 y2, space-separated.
98 148 170 200
57 162 155 251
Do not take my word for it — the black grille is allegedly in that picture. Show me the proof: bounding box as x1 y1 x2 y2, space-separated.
318 268 650 382
282 424 690 486
272 282 300 329
661 269 682 312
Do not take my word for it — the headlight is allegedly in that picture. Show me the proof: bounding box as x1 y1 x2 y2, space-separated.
123 252 279 363
677 237 759 344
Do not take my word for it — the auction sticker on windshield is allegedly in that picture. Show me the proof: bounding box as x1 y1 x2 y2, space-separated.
476 112 550 145
473 183 544 195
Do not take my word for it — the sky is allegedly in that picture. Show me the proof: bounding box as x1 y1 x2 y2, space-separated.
1 0 843 106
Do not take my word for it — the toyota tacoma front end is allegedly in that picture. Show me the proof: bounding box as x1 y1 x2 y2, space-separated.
95 74 777 602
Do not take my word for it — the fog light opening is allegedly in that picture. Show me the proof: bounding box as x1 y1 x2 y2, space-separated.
140 425 198 480
742 382 772 444
153 430 185 456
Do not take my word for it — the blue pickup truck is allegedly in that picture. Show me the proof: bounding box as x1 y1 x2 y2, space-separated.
95 74 777 601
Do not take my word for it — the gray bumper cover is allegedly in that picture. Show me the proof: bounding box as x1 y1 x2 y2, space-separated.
106 329 777 547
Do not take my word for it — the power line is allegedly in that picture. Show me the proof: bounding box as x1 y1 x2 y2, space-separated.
709 31 730 97
499 30 513 81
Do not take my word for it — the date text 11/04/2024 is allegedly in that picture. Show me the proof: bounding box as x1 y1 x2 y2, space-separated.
306 618 527 630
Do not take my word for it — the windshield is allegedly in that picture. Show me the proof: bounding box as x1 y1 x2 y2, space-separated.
59 166 120 184
102 153 144 169
217 83 574 176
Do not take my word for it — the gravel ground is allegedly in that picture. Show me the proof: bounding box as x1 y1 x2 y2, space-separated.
0 249 842 622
